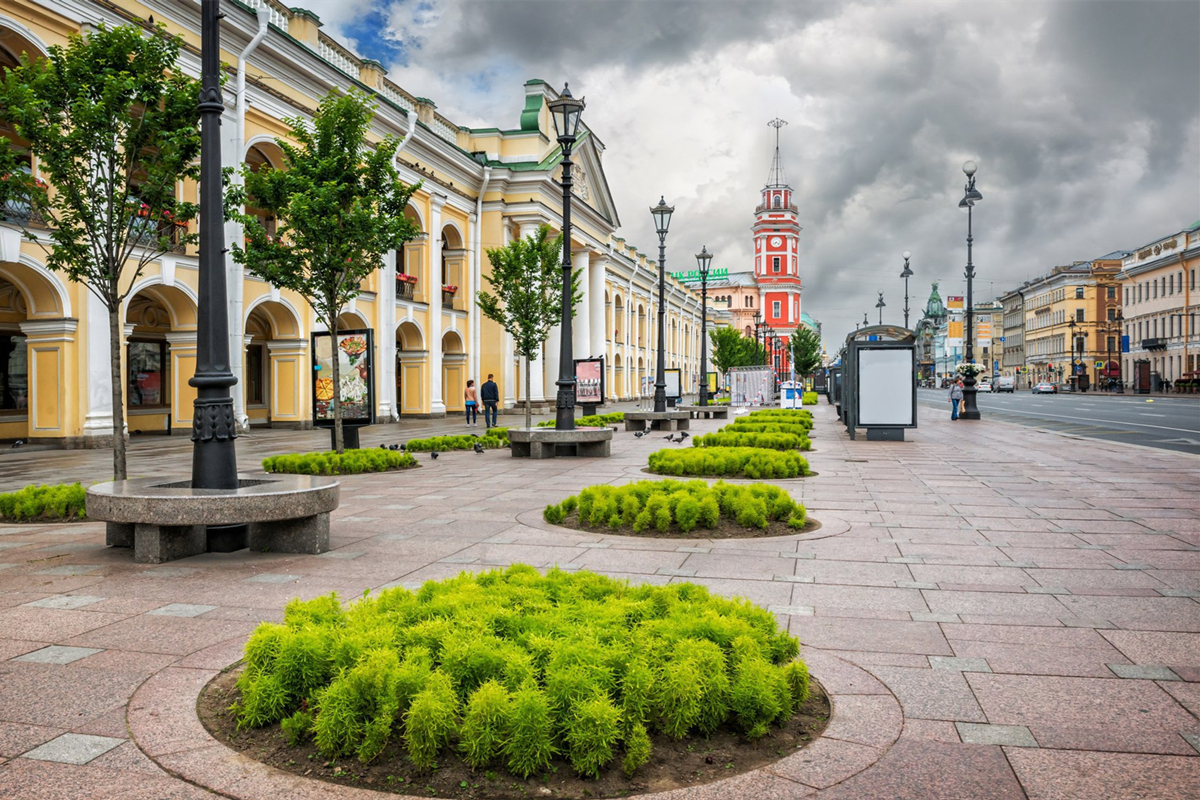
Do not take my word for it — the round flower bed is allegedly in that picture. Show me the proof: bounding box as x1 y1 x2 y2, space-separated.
647 447 811 479
0 483 88 523
691 430 811 451
200 566 828 799
405 429 509 452
543 479 812 538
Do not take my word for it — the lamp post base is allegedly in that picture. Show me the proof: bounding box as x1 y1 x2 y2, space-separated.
960 383 982 420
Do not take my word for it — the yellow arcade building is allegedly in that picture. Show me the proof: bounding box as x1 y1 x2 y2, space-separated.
0 0 714 447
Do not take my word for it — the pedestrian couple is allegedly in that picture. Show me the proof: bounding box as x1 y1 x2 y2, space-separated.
463 374 500 428
948 378 964 420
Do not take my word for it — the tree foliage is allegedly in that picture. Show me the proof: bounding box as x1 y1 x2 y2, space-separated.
0 24 201 479
790 325 823 377
477 225 581 430
709 327 766 379
225 90 420 452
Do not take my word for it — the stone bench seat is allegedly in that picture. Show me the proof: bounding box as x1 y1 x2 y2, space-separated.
674 404 730 420
623 410 692 431
508 427 613 459
87 474 340 564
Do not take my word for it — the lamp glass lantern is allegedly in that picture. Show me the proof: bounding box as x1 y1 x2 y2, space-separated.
548 84 585 142
650 196 674 236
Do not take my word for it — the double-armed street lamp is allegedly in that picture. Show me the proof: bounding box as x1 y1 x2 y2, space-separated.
549 84 586 430
958 159 984 420
900 251 913 328
1068 318 1090 392
696 245 713 406
650 196 674 413
876 291 886 326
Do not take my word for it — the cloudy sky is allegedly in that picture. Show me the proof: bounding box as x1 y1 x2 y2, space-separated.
299 0 1198 344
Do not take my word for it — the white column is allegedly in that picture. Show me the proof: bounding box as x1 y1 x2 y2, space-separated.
501 224 517 407
429 195 447 414
573 249 590 360
224 108 248 431
625 281 634 399
517 221 546 402
83 289 115 442
589 253 606 362
378 248 397 421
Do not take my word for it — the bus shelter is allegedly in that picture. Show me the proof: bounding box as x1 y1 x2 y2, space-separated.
841 326 917 441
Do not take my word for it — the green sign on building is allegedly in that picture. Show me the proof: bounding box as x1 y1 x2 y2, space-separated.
670 266 729 283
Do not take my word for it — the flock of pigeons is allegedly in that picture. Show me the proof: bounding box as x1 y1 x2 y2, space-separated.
375 425 692 460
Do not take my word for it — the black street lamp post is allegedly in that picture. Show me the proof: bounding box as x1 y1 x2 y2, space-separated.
876 291 886 326
900 251 913 328
696 245 712 406
753 311 763 360
650 196 674 413
1115 311 1125 393
1068 318 1089 392
549 84 585 430
958 159 983 420
191 0 239 491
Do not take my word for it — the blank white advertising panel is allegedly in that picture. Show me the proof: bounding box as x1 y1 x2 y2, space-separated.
857 348 914 426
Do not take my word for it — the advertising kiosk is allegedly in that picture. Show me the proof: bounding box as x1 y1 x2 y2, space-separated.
841 326 917 441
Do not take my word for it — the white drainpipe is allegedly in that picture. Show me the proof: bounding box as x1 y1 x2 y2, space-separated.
471 166 491 383
229 9 270 429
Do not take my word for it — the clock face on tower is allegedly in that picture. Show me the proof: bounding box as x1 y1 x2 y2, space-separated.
770 236 782 248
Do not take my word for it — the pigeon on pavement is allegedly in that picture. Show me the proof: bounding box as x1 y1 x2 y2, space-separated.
473 442 484 454
430 451 439 460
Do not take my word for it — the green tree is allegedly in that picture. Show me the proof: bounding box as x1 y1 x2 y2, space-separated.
477 225 580 431
709 327 746 380
0 24 201 480
789 325 822 377
225 90 420 453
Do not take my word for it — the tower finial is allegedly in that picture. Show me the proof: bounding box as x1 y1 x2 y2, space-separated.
767 118 788 187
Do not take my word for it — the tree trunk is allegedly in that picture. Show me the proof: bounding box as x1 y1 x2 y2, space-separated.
330 315 344 454
108 304 127 481
524 355 532 431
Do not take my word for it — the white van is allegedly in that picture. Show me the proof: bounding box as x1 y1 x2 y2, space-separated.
996 376 1015 393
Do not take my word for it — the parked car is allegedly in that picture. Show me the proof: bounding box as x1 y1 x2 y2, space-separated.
996 376 1015 393
978 378 993 392
1031 381 1057 394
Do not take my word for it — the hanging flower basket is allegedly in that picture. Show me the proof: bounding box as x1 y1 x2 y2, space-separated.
955 363 984 377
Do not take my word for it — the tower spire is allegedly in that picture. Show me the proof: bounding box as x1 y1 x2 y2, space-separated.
767 118 788 187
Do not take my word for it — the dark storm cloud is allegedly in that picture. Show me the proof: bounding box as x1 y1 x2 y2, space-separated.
305 0 1199 345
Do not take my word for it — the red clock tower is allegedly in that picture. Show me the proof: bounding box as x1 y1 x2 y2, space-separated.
753 118 803 374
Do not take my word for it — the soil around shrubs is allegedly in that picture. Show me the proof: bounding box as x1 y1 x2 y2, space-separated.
554 509 822 539
200 666 830 800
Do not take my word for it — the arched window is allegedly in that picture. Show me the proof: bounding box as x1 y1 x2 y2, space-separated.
773 195 781 209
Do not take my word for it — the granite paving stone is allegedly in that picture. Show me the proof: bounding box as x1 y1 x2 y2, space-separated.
955 722 1040 747
13 645 103 665
869 666 988 722
21 733 124 765
1005 749 1200 800
1107 663 1181 681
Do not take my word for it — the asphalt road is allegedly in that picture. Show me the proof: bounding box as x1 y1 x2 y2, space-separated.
916 388 1200 455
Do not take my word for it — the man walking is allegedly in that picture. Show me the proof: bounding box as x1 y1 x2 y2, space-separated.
481 373 500 429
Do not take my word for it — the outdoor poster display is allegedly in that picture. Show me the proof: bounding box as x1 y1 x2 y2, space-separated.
664 368 682 399
707 372 718 393
856 347 916 426
574 357 604 404
311 329 375 426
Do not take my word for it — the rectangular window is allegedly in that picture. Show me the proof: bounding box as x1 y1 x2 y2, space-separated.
772 300 781 317
1075 308 1085 322
127 340 167 408
0 333 28 412
1191 268 1196 290
1169 274 1174 295
1075 286 1084 299
1107 336 1116 354
1153 281 1157 299
246 344 266 405
772 257 780 273
1107 286 1116 300
1107 307 1116 321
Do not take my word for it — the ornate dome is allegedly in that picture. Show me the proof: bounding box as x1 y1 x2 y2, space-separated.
923 281 947 322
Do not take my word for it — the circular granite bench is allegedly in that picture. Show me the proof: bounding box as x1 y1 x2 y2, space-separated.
623 410 692 431
674 404 730 420
508 427 613 459
87 474 340 564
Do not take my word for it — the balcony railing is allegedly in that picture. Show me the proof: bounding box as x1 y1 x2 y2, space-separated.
131 218 187 254
441 286 457 310
1 198 46 228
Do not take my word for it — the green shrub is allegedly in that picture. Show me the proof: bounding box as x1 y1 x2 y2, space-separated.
691 430 811 451
261 449 417 475
0 483 87 522
538 411 624 428
234 566 809 778
802 391 818 405
648 447 810 479
543 479 807 534
747 409 812 421
723 420 811 436
404 428 508 452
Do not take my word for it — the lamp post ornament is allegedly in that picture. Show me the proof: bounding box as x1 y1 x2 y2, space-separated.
876 291 886 326
696 245 712 406
900 251 913 329
650 196 674 413
549 84 585 430
958 159 983 420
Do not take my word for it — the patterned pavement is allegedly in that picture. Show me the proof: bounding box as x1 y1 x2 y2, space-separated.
0 400 1197 799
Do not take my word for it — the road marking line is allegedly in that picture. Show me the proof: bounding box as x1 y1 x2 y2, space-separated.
917 401 1198 434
